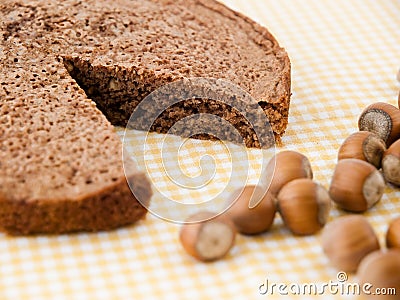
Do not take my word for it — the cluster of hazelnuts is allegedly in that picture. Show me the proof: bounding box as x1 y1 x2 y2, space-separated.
322 101 400 299
178 100 400 297
179 150 322 262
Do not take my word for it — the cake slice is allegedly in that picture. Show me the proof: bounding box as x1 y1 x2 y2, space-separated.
0 0 290 234
0 45 152 234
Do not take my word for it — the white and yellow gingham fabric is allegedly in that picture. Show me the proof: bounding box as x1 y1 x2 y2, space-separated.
1 0 399 299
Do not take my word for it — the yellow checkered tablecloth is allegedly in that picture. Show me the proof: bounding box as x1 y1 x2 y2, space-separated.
1 0 399 299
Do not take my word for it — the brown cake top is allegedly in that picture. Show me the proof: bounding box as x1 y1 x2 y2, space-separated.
1 0 289 102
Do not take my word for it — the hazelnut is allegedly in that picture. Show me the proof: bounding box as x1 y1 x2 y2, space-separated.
179 211 236 262
382 139 400 186
338 131 386 168
321 215 380 272
358 102 400 146
397 68 400 83
357 250 400 299
276 178 331 235
386 216 400 249
225 185 276 235
264 150 313 196
398 90 400 109
329 159 385 212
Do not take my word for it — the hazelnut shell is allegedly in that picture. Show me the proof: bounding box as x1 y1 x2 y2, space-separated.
382 139 400 186
179 211 236 262
277 178 331 235
321 215 380 272
357 249 400 300
386 216 400 249
358 102 400 146
398 90 400 108
264 150 313 196
225 185 276 235
338 131 386 168
329 159 385 212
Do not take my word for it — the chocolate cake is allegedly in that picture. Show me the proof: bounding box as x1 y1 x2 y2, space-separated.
0 0 291 234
